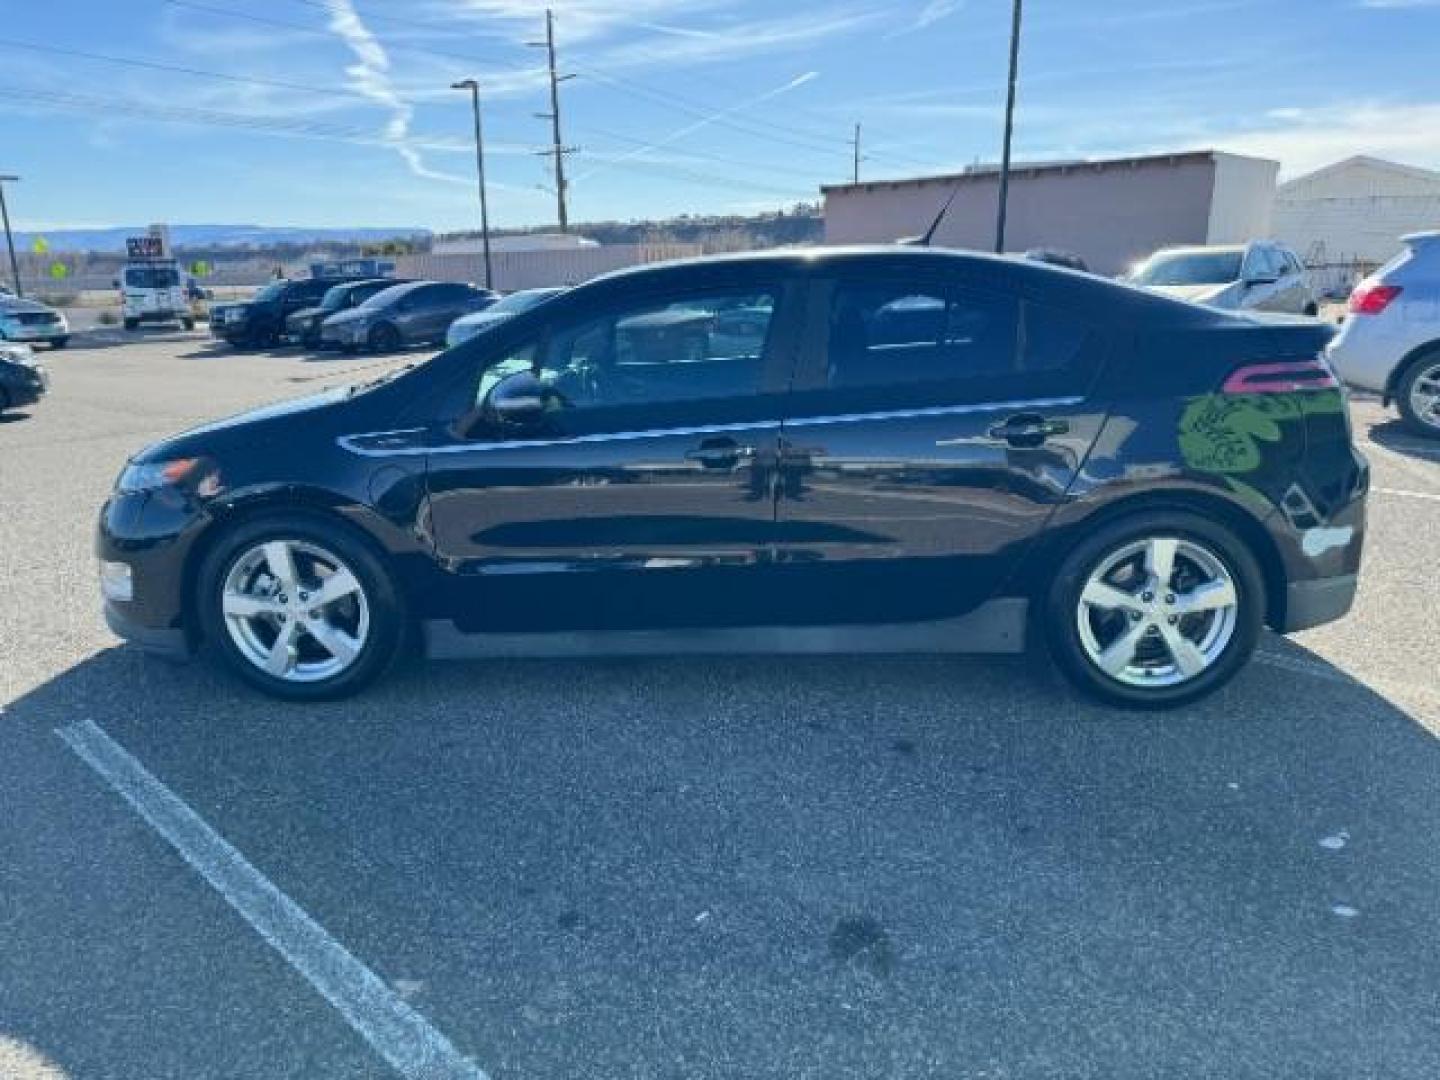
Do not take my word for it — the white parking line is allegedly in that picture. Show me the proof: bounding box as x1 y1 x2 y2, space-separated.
1372 485 1440 504
56 719 489 1080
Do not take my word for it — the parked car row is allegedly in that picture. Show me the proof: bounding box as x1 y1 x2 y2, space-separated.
210 276 500 353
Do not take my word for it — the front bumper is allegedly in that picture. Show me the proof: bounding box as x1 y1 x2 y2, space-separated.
104 599 192 659
1 377 46 407
96 490 207 657
321 320 370 347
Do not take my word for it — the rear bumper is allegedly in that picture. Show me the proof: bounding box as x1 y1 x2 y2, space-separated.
1280 573 1358 633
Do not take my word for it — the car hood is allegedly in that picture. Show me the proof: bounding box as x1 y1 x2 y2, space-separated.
133 386 352 463
1144 282 1240 307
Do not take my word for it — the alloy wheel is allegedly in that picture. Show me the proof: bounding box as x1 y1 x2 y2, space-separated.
220 539 370 683
1408 360 1440 431
1075 535 1239 689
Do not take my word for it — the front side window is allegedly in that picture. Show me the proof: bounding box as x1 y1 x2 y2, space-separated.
472 288 777 425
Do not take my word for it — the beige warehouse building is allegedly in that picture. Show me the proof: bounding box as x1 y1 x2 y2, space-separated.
822 150 1279 277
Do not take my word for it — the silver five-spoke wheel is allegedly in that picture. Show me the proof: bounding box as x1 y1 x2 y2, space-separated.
221 539 370 684
1076 535 1239 688
1407 360 1440 432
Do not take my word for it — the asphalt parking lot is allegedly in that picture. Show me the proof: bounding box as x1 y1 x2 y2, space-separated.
3 326 1440 1079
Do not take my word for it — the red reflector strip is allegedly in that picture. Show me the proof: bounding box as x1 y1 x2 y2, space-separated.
1222 360 1339 395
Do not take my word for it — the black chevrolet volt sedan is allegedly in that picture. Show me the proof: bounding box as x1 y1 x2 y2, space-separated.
98 248 1367 707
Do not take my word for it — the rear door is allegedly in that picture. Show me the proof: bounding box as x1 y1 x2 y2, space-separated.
768 267 1112 625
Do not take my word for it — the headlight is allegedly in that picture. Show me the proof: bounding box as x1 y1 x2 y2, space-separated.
116 456 222 497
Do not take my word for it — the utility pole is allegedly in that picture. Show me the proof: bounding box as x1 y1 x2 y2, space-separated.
850 123 862 184
994 0 1023 254
0 175 21 297
451 80 494 290
529 9 576 232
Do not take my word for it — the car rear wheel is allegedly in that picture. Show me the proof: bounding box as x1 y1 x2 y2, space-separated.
1045 511 1264 709
50 337 68 349
198 515 404 700
1397 353 1440 438
368 323 401 353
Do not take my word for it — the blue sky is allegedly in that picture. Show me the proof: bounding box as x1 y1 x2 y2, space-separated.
5 0 1440 232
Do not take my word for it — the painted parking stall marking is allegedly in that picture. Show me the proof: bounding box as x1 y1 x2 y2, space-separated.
56 719 489 1080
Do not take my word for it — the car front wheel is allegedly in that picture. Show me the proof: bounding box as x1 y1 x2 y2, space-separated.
198 515 405 700
1045 511 1264 709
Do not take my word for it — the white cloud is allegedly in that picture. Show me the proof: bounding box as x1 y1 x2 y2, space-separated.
1195 101 1440 177
1359 0 1440 8
324 0 467 184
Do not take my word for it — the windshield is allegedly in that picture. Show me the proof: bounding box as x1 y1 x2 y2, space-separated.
254 281 287 302
318 285 352 310
124 264 180 289
1131 251 1243 286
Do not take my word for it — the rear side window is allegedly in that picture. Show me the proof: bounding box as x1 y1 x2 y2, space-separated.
824 280 1094 399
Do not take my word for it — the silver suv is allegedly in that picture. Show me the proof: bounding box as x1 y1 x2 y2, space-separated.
1127 241 1318 316
1328 231 1440 437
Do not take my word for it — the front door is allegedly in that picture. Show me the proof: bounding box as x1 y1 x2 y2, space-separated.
767 270 1112 626
421 280 800 633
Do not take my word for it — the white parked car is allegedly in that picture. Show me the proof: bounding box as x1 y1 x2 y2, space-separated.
1328 231 1440 437
1126 241 1318 316
444 287 565 348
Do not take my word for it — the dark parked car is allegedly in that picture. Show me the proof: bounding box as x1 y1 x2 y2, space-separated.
0 344 48 414
98 248 1367 706
212 276 367 348
284 278 411 349
320 281 497 352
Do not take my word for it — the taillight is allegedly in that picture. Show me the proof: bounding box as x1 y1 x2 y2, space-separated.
1222 358 1339 395
1348 283 1402 315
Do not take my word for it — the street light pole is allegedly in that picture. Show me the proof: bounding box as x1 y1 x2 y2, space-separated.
451 80 494 291
0 175 22 297
994 0 1023 255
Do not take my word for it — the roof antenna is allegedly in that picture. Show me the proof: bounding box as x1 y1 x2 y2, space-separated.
898 183 961 247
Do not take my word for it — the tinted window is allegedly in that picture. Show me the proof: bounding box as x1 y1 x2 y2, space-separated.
475 288 776 416
123 264 180 289
1132 251 1243 286
827 283 1018 389
433 283 477 302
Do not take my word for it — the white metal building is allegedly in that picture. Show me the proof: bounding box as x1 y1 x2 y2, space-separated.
1273 156 1440 273
821 150 1279 277
431 232 599 256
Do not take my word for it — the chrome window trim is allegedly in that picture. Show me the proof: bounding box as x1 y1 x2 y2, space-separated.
336 396 1084 458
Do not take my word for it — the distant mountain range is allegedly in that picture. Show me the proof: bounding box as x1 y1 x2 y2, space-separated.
12 224 432 253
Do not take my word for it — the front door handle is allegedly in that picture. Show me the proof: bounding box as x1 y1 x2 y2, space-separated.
988 414 1069 447
685 437 753 469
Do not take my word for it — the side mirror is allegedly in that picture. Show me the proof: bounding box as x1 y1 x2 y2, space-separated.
483 370 549 430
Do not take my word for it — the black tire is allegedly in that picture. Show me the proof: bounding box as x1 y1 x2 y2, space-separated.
1044 510 1265 710
197 512 406 701
367 322 402 353
0 387 9 414
123 318 139 331
182 317 196 331
1303 303 1319 318
50 337 68 349
1395 349 1440 439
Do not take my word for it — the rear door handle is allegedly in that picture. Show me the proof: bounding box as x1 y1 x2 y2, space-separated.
685 437 753 469
987 414 1070 447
